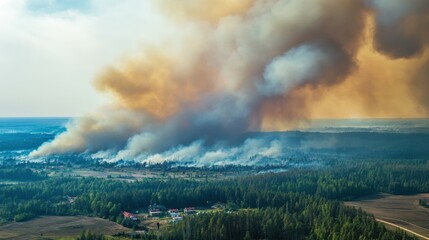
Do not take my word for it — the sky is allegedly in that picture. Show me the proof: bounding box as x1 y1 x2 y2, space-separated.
0 0 168 117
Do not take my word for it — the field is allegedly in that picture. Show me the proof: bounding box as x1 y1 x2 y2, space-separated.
346 193 429 239
0 216 130 240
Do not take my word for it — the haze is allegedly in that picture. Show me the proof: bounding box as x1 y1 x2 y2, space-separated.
0 0 167 117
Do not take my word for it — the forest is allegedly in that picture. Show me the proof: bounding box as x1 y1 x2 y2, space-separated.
1 158 428 239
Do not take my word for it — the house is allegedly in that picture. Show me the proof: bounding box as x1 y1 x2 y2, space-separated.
168 209 180 217
168 209 179 213
148 203 166 217
122 211 138 221
149 209 162 217
184 207 196 215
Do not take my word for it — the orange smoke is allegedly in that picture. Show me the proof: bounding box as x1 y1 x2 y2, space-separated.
95 49 218 120
304 14 429 119
260 14 429 131
157 0 254 23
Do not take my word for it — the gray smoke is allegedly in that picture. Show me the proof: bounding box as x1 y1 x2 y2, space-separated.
30 0 429 165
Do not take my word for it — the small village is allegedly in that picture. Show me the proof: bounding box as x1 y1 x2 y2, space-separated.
120 203 227 231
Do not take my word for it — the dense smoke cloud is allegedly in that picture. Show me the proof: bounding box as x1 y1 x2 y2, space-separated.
369 0 429 58
31 0 429 164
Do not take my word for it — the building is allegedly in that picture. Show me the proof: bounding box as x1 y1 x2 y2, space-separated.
148 203 166 217
122 211 138 221
168 209 180 217
168 209 179 213
149 209 162 217
184 207 196 215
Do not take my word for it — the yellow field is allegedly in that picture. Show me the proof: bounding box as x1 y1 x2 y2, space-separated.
0 216 130 240
346 193 429 240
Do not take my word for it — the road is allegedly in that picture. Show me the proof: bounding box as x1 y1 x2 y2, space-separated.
376 218 429 240
345 194 429 240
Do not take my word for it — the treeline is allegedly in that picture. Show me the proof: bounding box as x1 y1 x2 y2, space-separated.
155 206 414 240
233 159 429 200
0 168 46 181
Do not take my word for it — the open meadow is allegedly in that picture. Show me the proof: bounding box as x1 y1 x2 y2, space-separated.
346 193 429 239
0 216 130 240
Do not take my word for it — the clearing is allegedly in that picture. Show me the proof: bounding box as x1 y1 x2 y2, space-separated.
0 216 130 240
346 193 429 239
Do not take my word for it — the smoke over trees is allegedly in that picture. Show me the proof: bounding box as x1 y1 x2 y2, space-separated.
31 0 429 164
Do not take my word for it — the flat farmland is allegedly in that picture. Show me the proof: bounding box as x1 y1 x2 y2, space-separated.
346 193 429 239
0 216 130 240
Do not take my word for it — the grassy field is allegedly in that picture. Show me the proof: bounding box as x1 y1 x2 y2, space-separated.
0 216 130 240
346 193 429 239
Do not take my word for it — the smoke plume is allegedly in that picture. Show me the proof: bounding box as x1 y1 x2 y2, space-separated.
31 0 429 164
